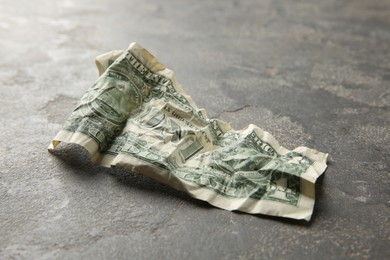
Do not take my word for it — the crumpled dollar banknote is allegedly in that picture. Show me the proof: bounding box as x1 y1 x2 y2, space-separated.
49 42 328 221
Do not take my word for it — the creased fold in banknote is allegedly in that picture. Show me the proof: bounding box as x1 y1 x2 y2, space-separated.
49 42 328 221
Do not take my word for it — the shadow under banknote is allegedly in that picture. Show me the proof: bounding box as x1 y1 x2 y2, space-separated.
49 142 325 225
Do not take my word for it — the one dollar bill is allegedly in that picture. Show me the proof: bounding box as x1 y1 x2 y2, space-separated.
49 42 328 221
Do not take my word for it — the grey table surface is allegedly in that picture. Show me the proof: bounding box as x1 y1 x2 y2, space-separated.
0 0 389 259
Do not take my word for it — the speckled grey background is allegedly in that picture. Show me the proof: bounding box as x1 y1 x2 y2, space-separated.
0 0 389 259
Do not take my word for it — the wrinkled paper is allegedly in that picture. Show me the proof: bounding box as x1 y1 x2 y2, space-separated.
49 42 328 221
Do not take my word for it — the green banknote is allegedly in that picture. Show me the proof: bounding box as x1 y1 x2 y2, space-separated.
49 43 328 221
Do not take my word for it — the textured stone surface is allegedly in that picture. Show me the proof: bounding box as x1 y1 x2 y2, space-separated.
0 0 389 259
